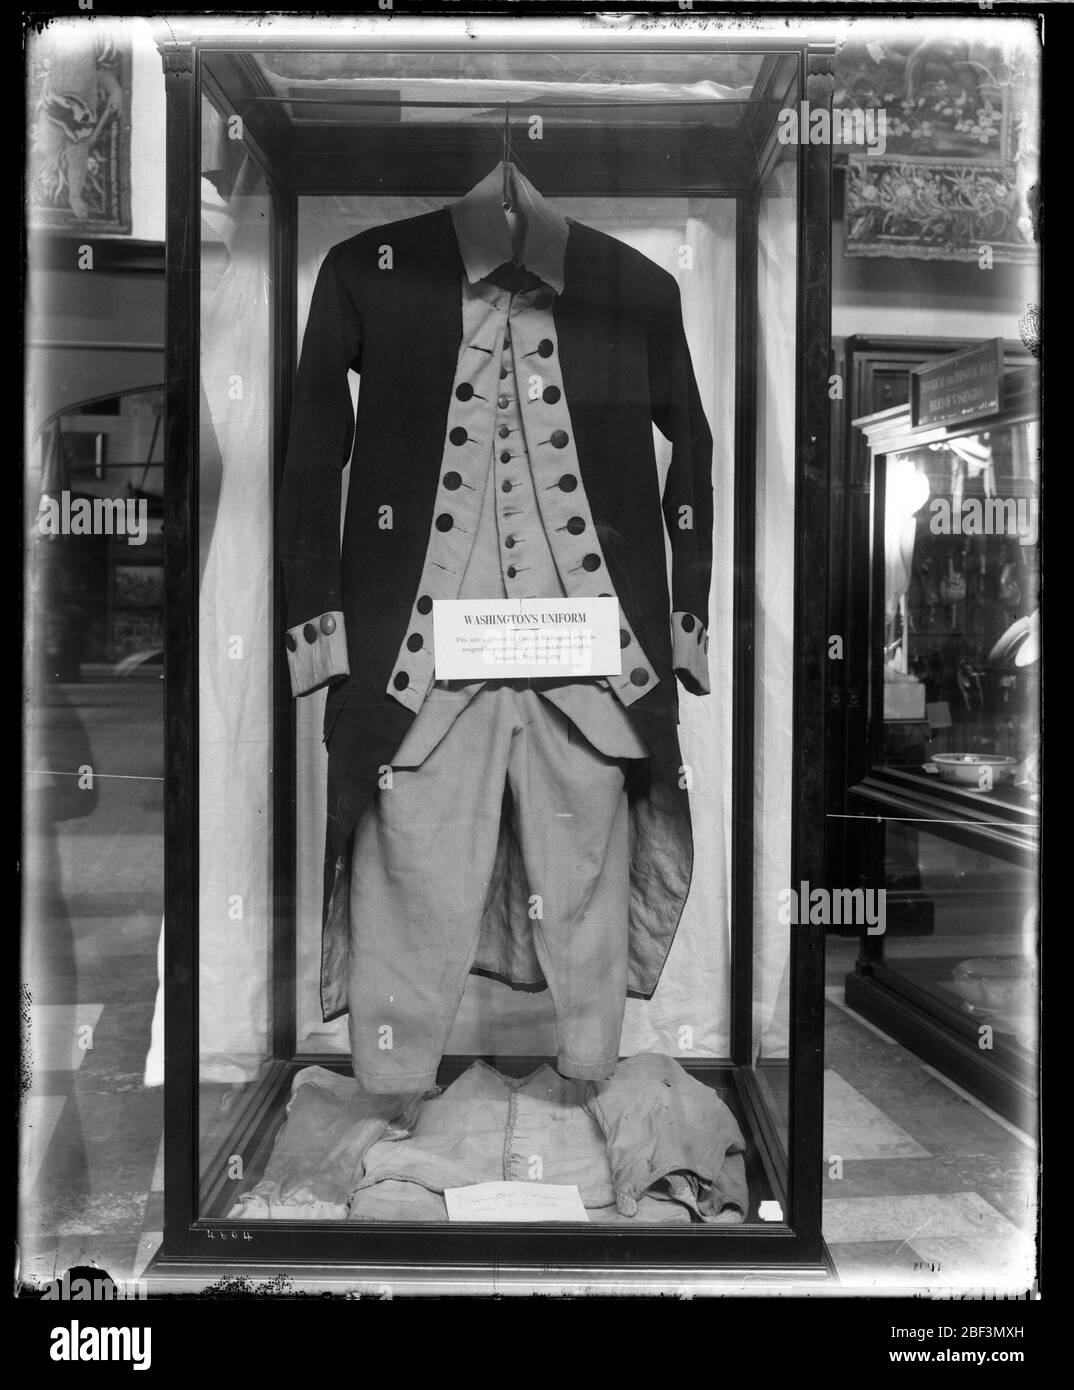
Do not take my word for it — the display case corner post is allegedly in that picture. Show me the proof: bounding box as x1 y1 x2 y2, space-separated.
729 182 759 1070
160 44 195 81
786 43 835 1239
271 187 299 1062
161 34 201 1244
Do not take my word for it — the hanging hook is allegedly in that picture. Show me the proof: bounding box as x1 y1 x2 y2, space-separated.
502 101 512 211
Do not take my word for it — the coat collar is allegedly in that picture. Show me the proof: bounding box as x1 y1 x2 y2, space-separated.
449 161 569 294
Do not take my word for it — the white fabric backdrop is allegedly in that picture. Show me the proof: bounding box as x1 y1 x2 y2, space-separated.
293 193 738 1061
149 177 796 1084
194 174 276 1082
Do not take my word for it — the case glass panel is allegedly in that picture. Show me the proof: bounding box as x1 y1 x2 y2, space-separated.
751 137 798 1154
875 821 1038 1129
23 384 165 1255
194 41 805 1231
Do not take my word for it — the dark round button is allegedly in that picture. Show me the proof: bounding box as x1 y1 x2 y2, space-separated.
319 614 336 635
619 629 630 649
500 368 509 380
501 480 513 492
498 396 510 410
630 668 649 687
599 592 612 598
498 426 511 439
534 291 554 310
550 430 569 449
435 513 454 532
393 671 409 691
581 554 601 572
303 623 317 644
455 383 474 402
506 566 518 579
504 334 512 348
442 471 462 490
681 613 696 632
285 633 297 652
696 627 704 643
500 451 512 464
543 385 561 404
558 474 577 492
449 426 468 446
406 633 423 652
416 595 432 615
537 339 554 358
566 516 585 535
504 536 517 549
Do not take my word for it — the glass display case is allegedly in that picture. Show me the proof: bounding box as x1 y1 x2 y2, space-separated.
846 365 1040 1129
149 15 834 1290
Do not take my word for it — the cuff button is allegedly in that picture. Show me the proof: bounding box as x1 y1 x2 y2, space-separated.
303 623 317 644
681 614 695 632
320 614 336 635
285 633 297 652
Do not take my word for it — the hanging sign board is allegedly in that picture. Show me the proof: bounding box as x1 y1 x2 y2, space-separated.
911 339 1003 430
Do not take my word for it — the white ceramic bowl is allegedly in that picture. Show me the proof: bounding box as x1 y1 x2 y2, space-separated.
933 753 1017 787
951 957 1035 1013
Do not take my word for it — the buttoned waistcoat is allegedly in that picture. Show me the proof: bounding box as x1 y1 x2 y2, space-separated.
279 190 715 1022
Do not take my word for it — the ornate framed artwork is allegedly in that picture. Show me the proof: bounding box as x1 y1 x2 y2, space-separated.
28 24 132 235
837 31 1039 263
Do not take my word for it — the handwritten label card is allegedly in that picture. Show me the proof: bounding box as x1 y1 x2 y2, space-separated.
444 1182 590 1223
433 597 621 681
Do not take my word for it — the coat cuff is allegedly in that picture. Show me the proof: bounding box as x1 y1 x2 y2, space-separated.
285 611 349 697
671 611 711 696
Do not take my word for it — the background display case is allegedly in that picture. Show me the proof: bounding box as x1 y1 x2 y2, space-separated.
150 17 835 1290
846 366 1040 1128
825 335 1035 894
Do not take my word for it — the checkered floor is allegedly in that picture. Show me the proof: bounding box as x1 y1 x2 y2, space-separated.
820 953 1036 1291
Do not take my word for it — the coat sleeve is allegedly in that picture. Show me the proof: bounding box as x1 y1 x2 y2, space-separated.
650 276 714 697
278 245 363 698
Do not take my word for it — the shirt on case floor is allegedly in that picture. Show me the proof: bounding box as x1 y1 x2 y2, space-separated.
233 1052 748 1225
